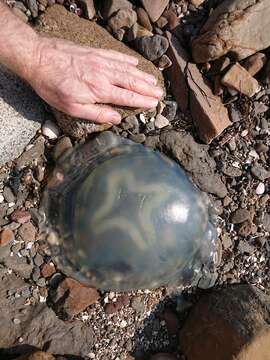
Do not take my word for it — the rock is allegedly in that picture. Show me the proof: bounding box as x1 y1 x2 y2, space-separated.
180 285 270 360
77 0 95 19
230 208 251 224
255 182 265 195
129 133 146 143
0 66 45 166
37 6 164 138
191 0 205 6
53 136 73 161
12 7 28 22
221 63 260 97
162 9 179 30
16 351 55 360
121 115 139 131
26 0 38 17
3 186 15 203
136 24 153 38
18 222 36 243
187 62 232 144
0 274 94 357
135 35 169 61
0 229 14 247
221 164 242 178
41 263 56 278
156 16 168 29
162 100 177 122
262 213 270 231
164 32 189 113
141 0 169 22
10 210 31 224
242 53 267 76
136 7 152 32
159 131 227 198
42 120 60 139
16 136 45 170
251 165 270 181
158 54 172 69
192 0 270 63
253 102 269 115
150 354 177 360
154 114 170 128
1 254 33 279
238 239 255 254
53 277 99 319
108 8 137 34
101 0 132 20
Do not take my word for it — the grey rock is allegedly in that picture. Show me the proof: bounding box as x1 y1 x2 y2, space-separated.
251 165 270 181
230 208 251 224
16 136 45 170
0 254 33 279
159 130 228 198
135 35 169 61
26 0 38 17
3 186 15 203
0 66 45 166
0 274 94 357
129 133 146 143
162 100 178 122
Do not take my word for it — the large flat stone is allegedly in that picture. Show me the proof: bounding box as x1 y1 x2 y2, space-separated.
36 5 164 138
0 66 46 166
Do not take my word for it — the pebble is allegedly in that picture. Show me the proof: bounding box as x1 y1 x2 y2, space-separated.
251 165 270 181
0 194 4 203
158 55 172 69
42 120 60 140
154 114 170 129
10 209 31 224
18 222 36 242
41 263 56 278
129 133 146 143
135 35 169 61
3 186 15 203
230 208 251 224
53 136 73 161
255 182 265 195
0 229 14 247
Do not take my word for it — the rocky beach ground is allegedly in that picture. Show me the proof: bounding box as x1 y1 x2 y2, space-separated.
0 0 270 359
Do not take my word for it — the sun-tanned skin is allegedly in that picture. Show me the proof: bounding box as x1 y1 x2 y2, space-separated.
0 2 163 125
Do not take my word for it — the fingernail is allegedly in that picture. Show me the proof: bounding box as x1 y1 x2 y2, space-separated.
112 113 121 124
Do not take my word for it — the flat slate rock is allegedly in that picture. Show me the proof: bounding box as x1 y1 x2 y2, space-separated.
35 5 164 138
0 65 46 166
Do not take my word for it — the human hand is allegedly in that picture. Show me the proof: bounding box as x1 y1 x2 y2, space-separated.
28 37 163 125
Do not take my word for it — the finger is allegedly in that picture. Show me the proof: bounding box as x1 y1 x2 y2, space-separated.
65 103 121 124
89 48 138 66
111 73 163 99
106 86 159 109
99 59 158 85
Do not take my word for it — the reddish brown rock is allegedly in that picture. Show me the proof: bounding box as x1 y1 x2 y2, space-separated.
41 263 56 278
187 63 232 144
10 209 31 224
141 0 169 22
164 31 189 113
222 63 260 97
180 285 270 360
16 351 55 360
136 7 152 32
55 277 99 318
0 229 14 247
242 53 267 76
192 0 270 63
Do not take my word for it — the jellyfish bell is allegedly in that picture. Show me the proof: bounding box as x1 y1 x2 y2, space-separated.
42 131 218 291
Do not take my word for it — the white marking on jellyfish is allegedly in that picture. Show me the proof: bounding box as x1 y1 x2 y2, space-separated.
164 202 189 223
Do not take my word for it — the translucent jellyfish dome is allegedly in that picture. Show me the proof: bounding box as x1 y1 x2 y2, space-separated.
43 132 217 291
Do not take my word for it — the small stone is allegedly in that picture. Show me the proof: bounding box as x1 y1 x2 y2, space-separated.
242 52 267 76
54 277 100 318
136 7 152 32
77 0 95 19
3 186 15 203
230 208 251 224
0 194 4 203
0 229 14 247
119 320 127 328
129 133 146 143
154 114 170 129
221 63 260 98
18 222 36 242
162 101 177 122
136 24 153 39
141 0 169 22
158 55 172 69
198 271 218 289
131 296 145 313
255 182 265 195
162 8 179 30
34 253 44 267
238 239 255 254
262 213 270 231
253 102 269 115
104 302 118 315
135 35 169 61
42 120 60 140
255 143 268 153
16 136 45 170
10 209 31 224
32 266 41 282
221 233 233 250
251 166 270 181
41 263 56 278
221 164 242 178
53 136 73 161
156 16 168 29
108 8 137 35
37 277 46 287
126 23 138 42
101 0 132 20
12 7 28 22
26 0 38 17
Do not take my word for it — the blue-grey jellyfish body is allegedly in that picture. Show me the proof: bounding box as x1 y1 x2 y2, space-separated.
43 131 218 291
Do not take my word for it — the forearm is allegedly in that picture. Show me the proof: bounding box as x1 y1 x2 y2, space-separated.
0 2 38 81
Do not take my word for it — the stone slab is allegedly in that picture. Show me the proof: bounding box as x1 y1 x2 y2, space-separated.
0 65 46 166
